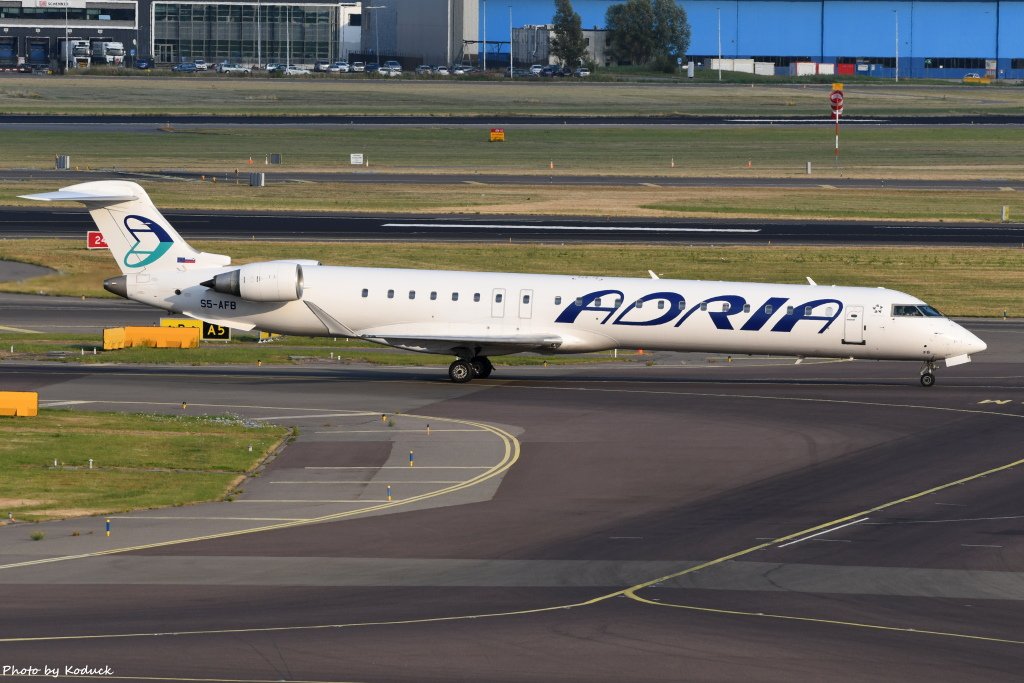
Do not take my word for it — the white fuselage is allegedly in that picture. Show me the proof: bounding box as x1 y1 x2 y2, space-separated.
126 264 985 363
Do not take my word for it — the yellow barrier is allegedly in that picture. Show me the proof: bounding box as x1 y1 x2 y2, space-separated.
103 327 200 350
103 327 126 350
0 391 38 417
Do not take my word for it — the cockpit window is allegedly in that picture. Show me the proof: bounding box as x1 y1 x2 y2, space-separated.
892 304 943 318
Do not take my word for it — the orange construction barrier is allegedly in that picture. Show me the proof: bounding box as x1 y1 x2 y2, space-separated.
0 391 38 417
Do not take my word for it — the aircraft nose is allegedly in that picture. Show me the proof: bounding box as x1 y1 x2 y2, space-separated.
965 332 987 355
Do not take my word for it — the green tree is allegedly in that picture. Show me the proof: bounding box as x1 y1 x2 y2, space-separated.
606 0 690 66
551 0 588 67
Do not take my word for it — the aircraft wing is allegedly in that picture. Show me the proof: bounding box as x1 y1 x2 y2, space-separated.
357 325 563 355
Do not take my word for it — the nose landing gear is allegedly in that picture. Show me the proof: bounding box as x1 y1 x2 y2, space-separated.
448 356 494 383
920 360 937 387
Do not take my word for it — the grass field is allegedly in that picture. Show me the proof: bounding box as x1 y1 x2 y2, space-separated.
0 410 289 521
2 126 1021 182
1 78 1022 117
1 239 1020 317
3 179 1021 222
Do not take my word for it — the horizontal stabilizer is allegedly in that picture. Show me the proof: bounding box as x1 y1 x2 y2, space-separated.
20 190 138 204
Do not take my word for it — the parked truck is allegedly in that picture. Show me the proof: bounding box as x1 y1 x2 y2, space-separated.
60 39 91 68
100 41 125 65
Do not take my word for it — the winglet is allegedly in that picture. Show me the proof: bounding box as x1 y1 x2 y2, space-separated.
648 270 660 280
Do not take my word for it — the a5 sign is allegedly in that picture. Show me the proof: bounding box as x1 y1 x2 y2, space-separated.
86 231 108 249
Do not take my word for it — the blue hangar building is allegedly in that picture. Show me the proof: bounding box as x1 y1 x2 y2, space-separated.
487 1 1024 79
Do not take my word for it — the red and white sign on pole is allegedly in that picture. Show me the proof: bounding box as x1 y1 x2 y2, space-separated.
829 89 844 119
86 231 108 249
830 84 844 164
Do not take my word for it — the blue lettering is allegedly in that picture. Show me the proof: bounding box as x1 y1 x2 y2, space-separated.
740 297 790 332
674 295 747 330
554 289 624 325
771 298 843 333
612 292 686 326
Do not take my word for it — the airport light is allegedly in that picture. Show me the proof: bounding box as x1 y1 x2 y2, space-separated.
716 7 721 82
364 5 385 60
894 9 899 82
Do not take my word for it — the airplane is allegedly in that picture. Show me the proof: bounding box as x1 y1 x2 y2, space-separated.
23 180 986 386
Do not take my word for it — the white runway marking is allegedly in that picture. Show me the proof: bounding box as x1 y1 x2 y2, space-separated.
305 466 489 470
778 518 868 548
271 481 462 485
314 428 483 434
383 222 761 234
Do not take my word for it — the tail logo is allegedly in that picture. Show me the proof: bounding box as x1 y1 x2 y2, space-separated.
123 215 174 268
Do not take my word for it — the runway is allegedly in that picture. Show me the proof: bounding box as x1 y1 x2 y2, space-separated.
4 205 1023 245
0 316 1022 681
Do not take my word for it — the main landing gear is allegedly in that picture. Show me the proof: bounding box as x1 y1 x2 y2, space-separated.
920 360 937 387
448 356 494 383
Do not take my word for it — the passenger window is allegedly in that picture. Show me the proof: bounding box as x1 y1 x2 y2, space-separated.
657 301 665 310
805 306 812 315
722 302 731 312
495 293 503 303
409 291 416 300
387 289 394 299
523 294 531 304
474 293 481 302
743 304 750 313
786 306 794 315
614 297 622 307
361 288 368 298
700 302 708 311
574 297 583 306
678 300 686 310
452 292 459 301
636 300 644 309
825 307 834 316
595 298 602 306
765 305 773 314
555 296 562 305
430 292 437 301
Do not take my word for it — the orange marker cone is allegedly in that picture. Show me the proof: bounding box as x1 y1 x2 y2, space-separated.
549 160 555 169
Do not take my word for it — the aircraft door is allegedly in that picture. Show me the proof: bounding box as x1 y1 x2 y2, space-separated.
519 289 534 319
491 288 506 318
843 305 865 344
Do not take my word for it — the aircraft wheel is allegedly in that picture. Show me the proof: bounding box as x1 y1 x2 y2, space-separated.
920 372 936 388
449 360 474 383
471 357 493 379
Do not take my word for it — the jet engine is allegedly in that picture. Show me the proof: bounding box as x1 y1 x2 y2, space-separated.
201 262 304 302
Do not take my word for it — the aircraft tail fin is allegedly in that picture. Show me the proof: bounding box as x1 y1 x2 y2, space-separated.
21 180 230 274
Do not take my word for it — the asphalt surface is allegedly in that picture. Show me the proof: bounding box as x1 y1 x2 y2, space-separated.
4 204 1024 245
0 296 1022 681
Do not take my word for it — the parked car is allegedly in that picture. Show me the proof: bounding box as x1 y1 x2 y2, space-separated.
529 64 544 75
540 65 562 77
171 62 198 73
283 65 311 76
451 64 468 75
505 67 530 78
217 63 250 74
350 61 365 72
382 60 402 75
192 59 208 71
415 64 433 75
433 65 450 75
364 62 380 74
573 67 591 77
327 61 350 73
135 56 154 70
313 59 331 72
